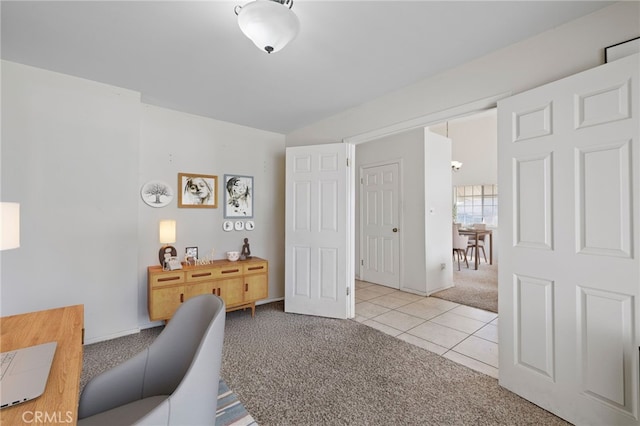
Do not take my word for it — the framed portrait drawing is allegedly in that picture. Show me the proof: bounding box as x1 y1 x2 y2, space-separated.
224 174 253 218
178 173 218 208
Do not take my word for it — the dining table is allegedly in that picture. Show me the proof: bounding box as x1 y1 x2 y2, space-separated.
458 228 493 270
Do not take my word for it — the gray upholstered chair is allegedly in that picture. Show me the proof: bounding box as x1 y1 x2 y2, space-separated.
78 294 225 426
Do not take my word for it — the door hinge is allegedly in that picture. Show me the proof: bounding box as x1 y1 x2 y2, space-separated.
360 177 364 184
346 158 350 167
361 259 364 265
347 287 350 296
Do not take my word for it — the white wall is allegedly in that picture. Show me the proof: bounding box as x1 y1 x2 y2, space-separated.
137 104 286 328
430 109 498 187
286 2 638 147
1 61 141 341
1 61 286 342
355 128 453 295
290 3 638 272
356 129 426 292
424 129 453 294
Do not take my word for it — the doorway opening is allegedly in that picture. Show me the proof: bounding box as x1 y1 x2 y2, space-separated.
348 98 502 379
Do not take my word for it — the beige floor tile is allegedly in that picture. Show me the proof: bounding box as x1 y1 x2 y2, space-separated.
397 333 448 355
368 295 412 309
406 321 468 349
355 280 374 289
451 335 498 368
372 310 425 332
356 288 386 301
474 323 498 343
413 297 460 311
430 311 486 334
353 315 369 323
396 303 445 321
362 319 403 337
450 305 498 323
355 301 391 319
392 291 425 302
356 283 500 380
366 284 399 296
442 351 499 379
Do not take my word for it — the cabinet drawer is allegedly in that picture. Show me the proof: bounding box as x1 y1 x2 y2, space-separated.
243 261 268 275
218 265 242 277
150 271 185 288
186 268 218 282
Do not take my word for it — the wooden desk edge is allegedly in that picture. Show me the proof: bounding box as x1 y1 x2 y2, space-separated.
0 305 84 425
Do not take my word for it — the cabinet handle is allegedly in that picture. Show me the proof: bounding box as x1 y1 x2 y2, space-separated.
248 266 264 271
180 293 184 303
221 269 240 274
158 276 180 282
192 272 212 278
245 283 248 291
217 288 221 296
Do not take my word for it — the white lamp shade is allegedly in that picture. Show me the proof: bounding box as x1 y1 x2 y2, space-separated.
159 220 176 244
237 0 300 53
0 202 20 250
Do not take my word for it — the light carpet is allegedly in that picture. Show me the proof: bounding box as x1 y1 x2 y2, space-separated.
432 259 498 313
222 301 568 426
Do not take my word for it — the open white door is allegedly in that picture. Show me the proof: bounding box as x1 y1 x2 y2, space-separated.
285 143 355 319
498 53 639 425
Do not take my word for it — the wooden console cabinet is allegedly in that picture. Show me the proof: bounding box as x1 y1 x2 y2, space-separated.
148 257 268 321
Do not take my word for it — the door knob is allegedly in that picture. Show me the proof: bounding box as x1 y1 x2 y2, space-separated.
392 228 398 233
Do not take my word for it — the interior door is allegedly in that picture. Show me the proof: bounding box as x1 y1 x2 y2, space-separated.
360 162 400 288
497 53 639 425
285 143 355 319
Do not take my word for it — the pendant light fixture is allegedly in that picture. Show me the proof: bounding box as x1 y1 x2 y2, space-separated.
234 0 300 54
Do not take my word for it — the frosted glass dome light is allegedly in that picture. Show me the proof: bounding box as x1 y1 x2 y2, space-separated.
235 0 300 54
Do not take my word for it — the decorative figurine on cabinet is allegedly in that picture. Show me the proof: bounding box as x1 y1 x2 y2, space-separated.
241 238 251 260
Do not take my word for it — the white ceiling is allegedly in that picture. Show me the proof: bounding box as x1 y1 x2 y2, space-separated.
1 1 613 134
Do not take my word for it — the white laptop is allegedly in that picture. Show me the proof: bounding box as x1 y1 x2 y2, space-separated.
0 342 57 409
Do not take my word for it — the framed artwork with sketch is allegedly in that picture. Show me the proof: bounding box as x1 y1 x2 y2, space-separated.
224 174 253 218
178 173 218 208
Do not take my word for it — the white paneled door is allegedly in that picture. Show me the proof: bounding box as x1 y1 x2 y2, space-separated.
360 162 400 288
498 53 639 425
285 143 355 319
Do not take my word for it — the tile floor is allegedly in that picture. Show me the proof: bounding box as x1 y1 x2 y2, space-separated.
354 280 499 379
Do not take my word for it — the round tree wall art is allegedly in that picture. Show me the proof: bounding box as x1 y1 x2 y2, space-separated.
141 180 174 208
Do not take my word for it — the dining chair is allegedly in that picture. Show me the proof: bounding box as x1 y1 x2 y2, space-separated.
452 224 469 271
466 223 487 263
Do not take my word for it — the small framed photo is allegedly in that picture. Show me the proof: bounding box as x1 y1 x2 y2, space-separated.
605 36 640 63
178 173 218 208
224 174 253 218
185 247 198 264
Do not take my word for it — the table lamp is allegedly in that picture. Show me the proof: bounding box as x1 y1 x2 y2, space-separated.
158 219 177 266
0 202 20 251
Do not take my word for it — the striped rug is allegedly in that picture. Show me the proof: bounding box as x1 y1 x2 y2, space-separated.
216 379 257 426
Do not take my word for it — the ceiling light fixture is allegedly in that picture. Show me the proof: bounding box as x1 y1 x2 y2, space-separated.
234 0 300 54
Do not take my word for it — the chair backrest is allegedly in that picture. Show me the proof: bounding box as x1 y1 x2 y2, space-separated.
452 224 469 250
141 294 225 424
